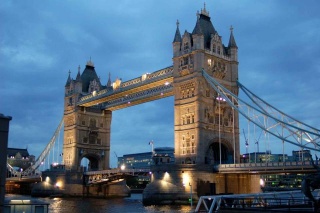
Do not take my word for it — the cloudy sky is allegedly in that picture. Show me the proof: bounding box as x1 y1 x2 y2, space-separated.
1 0 320 168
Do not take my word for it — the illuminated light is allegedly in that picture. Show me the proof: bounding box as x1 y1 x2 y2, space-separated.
120 164 125 170
163 171 170 181
149 171 152 175
92 91 97 96
55 181 62 188
164 82 169 86
216 96 226 102
161 93 163 95
45 176 50 183
182 173 190 186
260 179 265 187
127 102 131 104
142 73 148 81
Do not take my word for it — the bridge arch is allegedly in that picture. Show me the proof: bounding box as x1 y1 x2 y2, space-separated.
205 138 233 165
79 154 100 171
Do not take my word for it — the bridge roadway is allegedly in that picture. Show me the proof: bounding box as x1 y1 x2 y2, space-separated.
83 161 317 185
77 66 174 110
215 160 318 174
83 168 150 185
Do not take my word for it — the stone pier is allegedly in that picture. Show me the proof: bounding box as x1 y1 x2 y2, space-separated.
32 170 130 198
143 164 261 205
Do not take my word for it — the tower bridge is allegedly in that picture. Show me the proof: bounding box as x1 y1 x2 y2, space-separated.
7 4 320 202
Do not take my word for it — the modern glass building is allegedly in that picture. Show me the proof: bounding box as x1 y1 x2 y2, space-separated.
117 147 174 169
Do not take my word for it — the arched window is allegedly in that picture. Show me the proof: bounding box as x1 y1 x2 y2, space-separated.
212 44 216 53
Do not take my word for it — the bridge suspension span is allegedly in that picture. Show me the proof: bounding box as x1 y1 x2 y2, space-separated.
202 69 320 154
7 118 64 177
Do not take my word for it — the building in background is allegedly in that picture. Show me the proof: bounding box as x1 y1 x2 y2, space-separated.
117 147 174 189
239 149 316 192
117 147 174 169
7 148 35 172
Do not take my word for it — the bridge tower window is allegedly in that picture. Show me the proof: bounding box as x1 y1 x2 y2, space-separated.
90 119 96 127
83 137 88 143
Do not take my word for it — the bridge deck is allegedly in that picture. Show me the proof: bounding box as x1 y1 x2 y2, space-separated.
77 67 174 110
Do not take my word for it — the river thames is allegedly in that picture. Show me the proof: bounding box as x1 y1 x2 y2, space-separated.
6 194 193 213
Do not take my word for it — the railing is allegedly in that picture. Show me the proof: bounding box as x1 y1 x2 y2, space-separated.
215 161 317 173
195 190 320 212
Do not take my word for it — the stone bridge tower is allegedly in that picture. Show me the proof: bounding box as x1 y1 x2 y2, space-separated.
63 60 112 171
172 6 240 166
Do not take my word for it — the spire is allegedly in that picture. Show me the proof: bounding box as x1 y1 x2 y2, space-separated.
200 2 210 17
173 20 182 43
76 65 82 81
107 72 112 87
65 70 71 86
86 57 94 67
228 26 238 48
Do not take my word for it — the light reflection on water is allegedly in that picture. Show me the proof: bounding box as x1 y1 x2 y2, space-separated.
6 194 193 213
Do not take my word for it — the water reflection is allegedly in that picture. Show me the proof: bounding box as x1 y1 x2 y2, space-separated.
7 194 193 213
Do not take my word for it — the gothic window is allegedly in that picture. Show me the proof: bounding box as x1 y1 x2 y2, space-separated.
208 58 212 66
191 88 195 97
90 119 96 127
218 46 221 55
97 138 101 144
89 136 95 144
183 57 188 65
186 116 190 124
192 148 195 154
213 44 216 53
83 137 88 143
184 42 189 51
81 120 86 125
69 97 73 106
191 135 195 140
182 90 185 98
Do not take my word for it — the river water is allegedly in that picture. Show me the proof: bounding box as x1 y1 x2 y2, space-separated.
6 194 193 213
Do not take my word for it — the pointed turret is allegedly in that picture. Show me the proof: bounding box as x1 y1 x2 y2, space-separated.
75 65 83 93
107 72 112 88
228 26 238 49
173 20 182 57
228 26 238 61
81 59 101 93
65 70 71 87
173 20 182 43
76 65 82 82
192 4 216 50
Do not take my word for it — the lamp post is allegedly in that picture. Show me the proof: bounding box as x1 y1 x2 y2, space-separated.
189 182 193 208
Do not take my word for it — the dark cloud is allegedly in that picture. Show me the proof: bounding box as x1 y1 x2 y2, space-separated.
1 0 319 168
